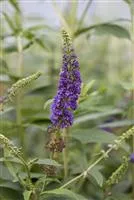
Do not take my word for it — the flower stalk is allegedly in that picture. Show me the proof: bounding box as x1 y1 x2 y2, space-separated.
16 35 24 150
63 128 69 179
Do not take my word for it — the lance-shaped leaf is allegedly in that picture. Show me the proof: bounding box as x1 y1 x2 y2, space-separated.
41 188 88 200
74 23 131 40
3 12 17 32
9 0 21 13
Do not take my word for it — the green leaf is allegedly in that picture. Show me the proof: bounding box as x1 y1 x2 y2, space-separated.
36 177 61 188
0 164 14 181
16 172 44 180
23 41 34 50
9 0 21 13
23 30 34 40
41 189 88 200
99 119 134 129
34 159 61 167
40 194 73 200
78 0 93 28
71 128 129 152
74 109 122 125
74 23 131 40
3 12 16 32
71 128 117 144
35 38 49 51
2 150 22 181
3 156 18 180
0 187 22 200
0 180 21 191
23 190 32 200
89 166 104 187
23 31 49 51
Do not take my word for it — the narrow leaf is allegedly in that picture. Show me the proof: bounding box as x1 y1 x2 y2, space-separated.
3 12 16 32
41 188 88 200
35 159 61 167
89 166 104 187
74 109 122 125
23 41 34 50
71 128 117 144
9 0 21 13
99 119 134 129
74 23 131 40
35 38 49 51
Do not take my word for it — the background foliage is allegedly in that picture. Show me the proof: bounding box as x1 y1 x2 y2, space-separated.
0 0 134 200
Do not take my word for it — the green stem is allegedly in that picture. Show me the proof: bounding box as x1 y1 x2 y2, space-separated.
131 1 134 198
63 128 69 180
14 150 34 193
16 35 24 149
60 147 112 189
18 155 31 183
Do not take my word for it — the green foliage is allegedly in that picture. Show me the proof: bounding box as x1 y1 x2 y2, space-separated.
74 23 131 39
3 12 17 32
41 188 88 200
9 0 21 13
0 0 133 199
89 165 104 187
34 159 61 167
71 128 117 144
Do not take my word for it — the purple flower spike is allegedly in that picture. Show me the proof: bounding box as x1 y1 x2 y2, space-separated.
130 153 134 163
50 30 82 129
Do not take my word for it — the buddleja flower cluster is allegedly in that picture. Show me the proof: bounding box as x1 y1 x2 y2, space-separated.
50 30 82 128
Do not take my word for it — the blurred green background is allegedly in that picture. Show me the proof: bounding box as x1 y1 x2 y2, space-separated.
0 0 134 199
